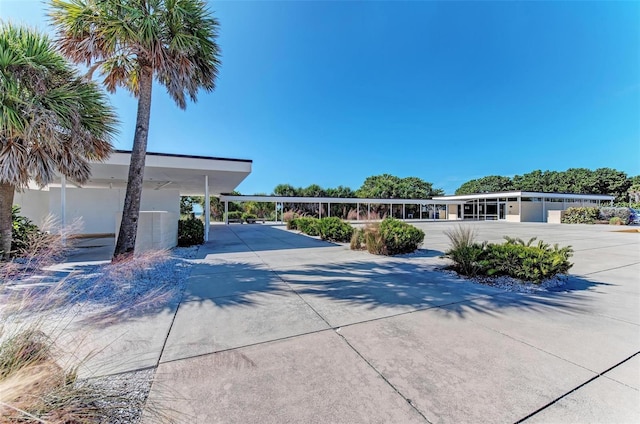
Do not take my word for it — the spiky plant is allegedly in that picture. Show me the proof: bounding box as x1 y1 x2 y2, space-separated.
50 0 222 260
0 23 117 259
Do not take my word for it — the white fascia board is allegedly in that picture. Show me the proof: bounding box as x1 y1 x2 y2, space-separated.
434 191 615 201
219 195 462 204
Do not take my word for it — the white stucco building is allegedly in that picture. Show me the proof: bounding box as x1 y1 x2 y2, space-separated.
14 150 252 251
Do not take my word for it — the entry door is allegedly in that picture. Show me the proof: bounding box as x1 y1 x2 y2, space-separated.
498 203 506 220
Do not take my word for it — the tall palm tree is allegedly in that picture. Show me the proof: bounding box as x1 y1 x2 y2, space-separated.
50 0 221 260
0 23 117 259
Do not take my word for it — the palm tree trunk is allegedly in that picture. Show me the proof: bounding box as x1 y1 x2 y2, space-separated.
0 182 16 260
113 64 153 261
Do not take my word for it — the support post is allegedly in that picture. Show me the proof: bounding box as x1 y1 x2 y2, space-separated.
204 175 210 241
368 203 371 220
328 202 331 217
224 200 229 225
357 203 360 221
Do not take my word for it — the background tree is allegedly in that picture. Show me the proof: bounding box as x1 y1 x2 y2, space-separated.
357 174 442 198
50 0 221 260
0 24 117 258
273 184 299 197
455 176 515 195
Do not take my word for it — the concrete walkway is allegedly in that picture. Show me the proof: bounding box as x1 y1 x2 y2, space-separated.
140 222 640 423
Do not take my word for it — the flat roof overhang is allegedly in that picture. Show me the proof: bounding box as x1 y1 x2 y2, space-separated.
42 150 252 196
433 191 615 202
219 195 461 205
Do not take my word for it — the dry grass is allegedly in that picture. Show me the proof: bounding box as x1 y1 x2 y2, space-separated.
444 225 478 251
0 218 179 423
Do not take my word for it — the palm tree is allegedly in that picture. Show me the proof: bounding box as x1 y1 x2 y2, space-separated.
50 0 221 260
0 23 117 259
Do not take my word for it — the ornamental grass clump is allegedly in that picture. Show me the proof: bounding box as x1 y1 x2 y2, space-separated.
0 219 177 422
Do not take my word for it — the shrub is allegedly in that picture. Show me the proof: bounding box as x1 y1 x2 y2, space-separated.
378 218 425 255
225 211 243 221
599 207 631 225
287 218 298 230
178 217 204 246
562 207 599 224
5 206 41 257
295 217 320 236
317 217 354 242
242 213 258 223
446 236 573 283
609 217 624 225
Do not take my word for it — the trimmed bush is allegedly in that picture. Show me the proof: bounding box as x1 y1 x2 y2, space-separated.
295 217 320 236
446 236 573 283
178 217 204 246
225 211 243 222
287 218 298 230
609 217 624 225
242 213 258 223
561 207 599 224
379 218 425 255
317 217 354 242
351 219 424 255
599 207 631 225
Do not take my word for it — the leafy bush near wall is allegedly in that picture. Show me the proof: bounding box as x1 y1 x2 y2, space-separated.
445 236 574 283
599 207 631 225
8 206 41 256
609 217 624 225
561 207 599 224
178 217 204 246
317 217 354 242
295 217 320 236
350 218 424 255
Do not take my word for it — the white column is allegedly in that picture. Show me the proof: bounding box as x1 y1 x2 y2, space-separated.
357 203 360 221
224 200 229 225
204 175 210 241
328 202 331 217
518 197 522 222
274 202 277 223
402 204 405 220
60 175 66 245
368 203 371 220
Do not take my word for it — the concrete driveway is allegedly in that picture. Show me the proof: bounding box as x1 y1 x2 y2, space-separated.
146 221 639 423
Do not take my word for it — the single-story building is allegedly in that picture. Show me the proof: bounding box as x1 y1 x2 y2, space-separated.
433 191 615 222
14 150 252 251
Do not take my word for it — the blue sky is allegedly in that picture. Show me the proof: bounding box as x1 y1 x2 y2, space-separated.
2 0 639 195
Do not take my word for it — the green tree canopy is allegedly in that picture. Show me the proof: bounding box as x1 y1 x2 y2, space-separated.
455 175 515 195
357 174 442 198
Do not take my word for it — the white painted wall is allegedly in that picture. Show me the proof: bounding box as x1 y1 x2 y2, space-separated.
117 211 179 252
13 190 49 226
26 187 181 235
520 201 544 222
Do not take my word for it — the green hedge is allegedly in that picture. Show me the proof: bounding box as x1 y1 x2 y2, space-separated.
317 217 354 242
178 217 204 246
351 218 424 255
294 217 320 236
445 236 573 283
561 207 599 224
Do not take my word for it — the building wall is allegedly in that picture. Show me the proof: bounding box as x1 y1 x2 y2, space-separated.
447 204 459 220
18 187 180 235
117 211 179 252
13 190 49 227
520 201 544 222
